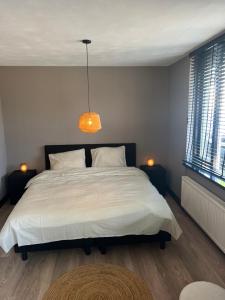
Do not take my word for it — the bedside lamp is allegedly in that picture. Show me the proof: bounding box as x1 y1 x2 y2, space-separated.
20 163 28 173
147 159 155 167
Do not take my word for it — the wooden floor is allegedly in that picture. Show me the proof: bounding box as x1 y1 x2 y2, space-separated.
0 196 224 300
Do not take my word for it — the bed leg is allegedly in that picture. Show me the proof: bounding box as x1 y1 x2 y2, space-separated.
83 246 91 255
98 245 107 255
159 231 166 249
83 239 92 255
21 251 28 261
160 240 166 249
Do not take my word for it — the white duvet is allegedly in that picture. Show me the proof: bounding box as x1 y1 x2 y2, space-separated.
0 167 182 253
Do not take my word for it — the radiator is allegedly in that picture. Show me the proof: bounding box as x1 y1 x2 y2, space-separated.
181 176 225 253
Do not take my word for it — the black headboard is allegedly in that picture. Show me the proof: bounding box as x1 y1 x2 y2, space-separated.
44 143 136 169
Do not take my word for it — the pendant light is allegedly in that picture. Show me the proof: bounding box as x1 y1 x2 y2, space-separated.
78 39 102 133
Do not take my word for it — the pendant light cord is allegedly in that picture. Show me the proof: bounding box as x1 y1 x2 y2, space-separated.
86 43 91 112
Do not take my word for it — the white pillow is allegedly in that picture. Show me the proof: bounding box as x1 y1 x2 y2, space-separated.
49 149 86 170
91 146 127 167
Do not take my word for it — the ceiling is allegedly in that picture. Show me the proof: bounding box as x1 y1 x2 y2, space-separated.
0 0 225 66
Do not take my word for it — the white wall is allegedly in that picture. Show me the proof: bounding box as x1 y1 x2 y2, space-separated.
0 97 7 199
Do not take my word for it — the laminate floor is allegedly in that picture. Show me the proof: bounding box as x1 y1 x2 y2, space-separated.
0 196 224 300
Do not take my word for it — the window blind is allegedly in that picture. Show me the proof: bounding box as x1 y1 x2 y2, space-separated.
184 34 225 186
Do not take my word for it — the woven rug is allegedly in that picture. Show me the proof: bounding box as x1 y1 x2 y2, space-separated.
43 264 153 300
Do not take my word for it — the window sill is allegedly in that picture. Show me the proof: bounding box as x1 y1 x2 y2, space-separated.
183 162 225 191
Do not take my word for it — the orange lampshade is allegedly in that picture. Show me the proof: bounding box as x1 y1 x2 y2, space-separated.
79 112 102 133
147 159 155 167
20 163 28 172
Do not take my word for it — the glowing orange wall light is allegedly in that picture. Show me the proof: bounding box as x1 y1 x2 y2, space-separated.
20 163 28 172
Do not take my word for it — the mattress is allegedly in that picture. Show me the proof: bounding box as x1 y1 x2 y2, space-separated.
0 167 182 253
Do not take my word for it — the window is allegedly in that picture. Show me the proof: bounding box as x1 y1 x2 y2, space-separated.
184 34 225 187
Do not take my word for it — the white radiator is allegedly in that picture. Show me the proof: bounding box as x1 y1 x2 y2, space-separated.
181 176 225 253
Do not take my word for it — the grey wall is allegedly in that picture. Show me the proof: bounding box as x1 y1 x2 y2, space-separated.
168 57 189 198
168 57 225 201
0 97 7 199
0 64 224 202
0 67 169 172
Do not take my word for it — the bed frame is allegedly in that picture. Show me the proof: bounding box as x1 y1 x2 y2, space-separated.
15 143 171 260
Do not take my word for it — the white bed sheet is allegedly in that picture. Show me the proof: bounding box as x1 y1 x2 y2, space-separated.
0 167 182 253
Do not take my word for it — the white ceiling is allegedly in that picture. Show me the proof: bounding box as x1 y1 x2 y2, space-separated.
0 0 225 66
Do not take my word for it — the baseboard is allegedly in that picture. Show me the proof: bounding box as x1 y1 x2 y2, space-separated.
0 194 8 208
167 188 181 204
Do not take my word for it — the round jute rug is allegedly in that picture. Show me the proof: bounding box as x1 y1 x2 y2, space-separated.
43 264 153 300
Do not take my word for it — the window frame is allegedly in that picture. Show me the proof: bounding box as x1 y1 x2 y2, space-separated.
184 33 225 188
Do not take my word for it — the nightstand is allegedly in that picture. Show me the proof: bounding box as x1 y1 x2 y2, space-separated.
140 165 167 196
7 170 37 204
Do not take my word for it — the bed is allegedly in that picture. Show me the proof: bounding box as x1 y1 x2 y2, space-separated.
0 143 182 260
